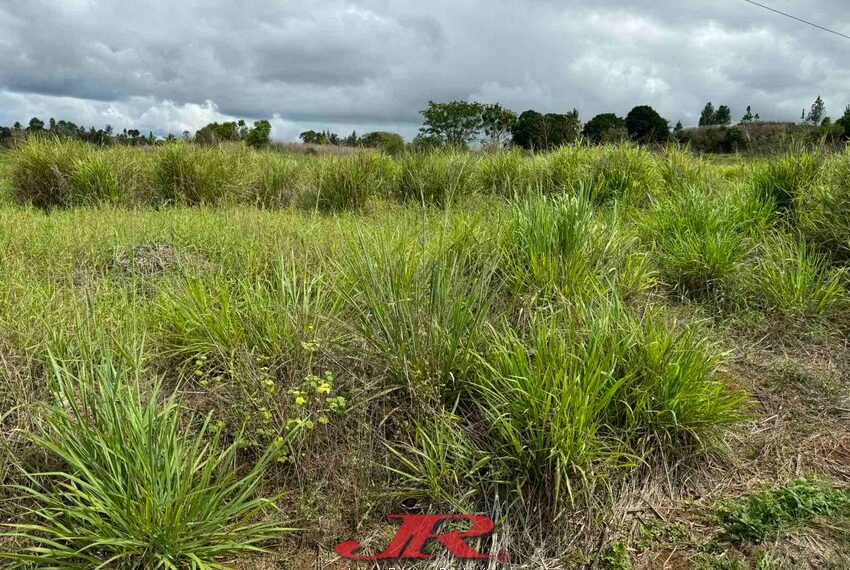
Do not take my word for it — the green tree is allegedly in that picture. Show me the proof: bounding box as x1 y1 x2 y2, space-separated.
698 102 716 127
299 130 328 145
806 96 826 126
481 103 517 147
511 109 581 150
741 105 755 124
245 120 272 148
358 131 405 155
836 105 850 139
419 100 484 148
674 121 684 133
27 117 45 132
625 105 669 144
582 113 627 144
715 105 732 126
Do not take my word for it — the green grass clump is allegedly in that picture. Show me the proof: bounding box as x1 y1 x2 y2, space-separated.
718 479 850 544
154 143 251 205
475 148 536 198
10 137 91 208
340 231 493 406
396 151 475 207
534 144 594 194
743 233 848 320
645 187 751 298
501 193 651 300
248 153 304 208
1 357 285 568
797 149 850 262
750 148 823 213
310 152 396 212
589 142 663 204
469 299 742 505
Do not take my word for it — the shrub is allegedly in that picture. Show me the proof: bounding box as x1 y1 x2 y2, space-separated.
10 137 90 208
0 357 284 568
798 150 850 262
69 150 124 205
309 152 396 212
396 151 475 207
743 233 848 320
154 143 251 205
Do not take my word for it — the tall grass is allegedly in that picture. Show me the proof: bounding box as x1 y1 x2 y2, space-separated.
750 147 823 213
797 149 850 262
395 151 475 207
309 152 396 211
154 143 252 205
1 357 285 568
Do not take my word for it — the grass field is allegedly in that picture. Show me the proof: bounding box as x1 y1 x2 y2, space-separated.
0 139 849 569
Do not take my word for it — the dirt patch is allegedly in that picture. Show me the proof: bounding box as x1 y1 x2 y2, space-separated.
110 243 200 276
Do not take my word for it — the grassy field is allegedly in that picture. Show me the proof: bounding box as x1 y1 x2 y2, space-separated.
0 140 849 569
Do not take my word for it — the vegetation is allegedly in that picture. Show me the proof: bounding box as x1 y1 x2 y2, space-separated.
0 140 849 568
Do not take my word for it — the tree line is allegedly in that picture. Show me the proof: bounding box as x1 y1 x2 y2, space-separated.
0 117 273 149
3 96 849 153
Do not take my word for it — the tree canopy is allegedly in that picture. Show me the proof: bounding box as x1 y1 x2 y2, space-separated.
625 105 669 143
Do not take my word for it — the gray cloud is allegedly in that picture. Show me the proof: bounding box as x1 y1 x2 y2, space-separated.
1 0 848 140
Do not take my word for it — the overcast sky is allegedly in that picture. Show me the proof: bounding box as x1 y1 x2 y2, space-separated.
1 0 848 141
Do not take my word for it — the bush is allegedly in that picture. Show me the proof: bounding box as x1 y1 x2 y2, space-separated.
396 151 475 207
0 358 284 568
470 298 742 505
533 145 594 194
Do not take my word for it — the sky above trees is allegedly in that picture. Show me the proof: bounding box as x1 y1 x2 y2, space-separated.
1 0 848 141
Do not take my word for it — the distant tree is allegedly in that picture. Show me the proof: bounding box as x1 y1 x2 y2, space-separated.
0 125 11 146
741 106 755 124
806 96 826 126
27 117 45 132
674 121 684 133
836 105 850 139
299 130 327 145
410 133 443 152
12 121 23 131
698 102 716 127
419 100 484 148
358 131 405 155
244 119 272 148
195 121 240 144
481 103 517 147
715 105 732 126
582 113 627 144
511 109 581 150
625 105 669 144
343 130 358 147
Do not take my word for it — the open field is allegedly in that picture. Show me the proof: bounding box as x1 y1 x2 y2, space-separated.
0 140 849 569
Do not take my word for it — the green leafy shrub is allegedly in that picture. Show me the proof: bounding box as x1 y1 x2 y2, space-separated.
0 357 285 568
